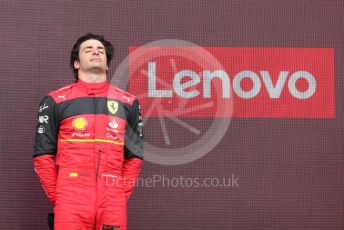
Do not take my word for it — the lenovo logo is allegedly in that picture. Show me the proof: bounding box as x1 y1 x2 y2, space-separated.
148 61 316 100
129 46 335 118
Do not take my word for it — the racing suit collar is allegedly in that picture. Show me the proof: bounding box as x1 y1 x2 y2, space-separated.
76 79 109 95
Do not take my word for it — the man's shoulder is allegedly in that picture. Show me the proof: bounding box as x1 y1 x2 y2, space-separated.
46 82 76 100
108 84 137 105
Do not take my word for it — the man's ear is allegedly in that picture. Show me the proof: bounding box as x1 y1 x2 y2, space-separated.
74 60 80 70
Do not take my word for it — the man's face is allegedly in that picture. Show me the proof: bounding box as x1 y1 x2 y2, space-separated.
74 39 108 74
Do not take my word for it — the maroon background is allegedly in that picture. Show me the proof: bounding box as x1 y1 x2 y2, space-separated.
0 0 343 229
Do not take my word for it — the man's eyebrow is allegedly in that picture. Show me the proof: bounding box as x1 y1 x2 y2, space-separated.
82 46 105 50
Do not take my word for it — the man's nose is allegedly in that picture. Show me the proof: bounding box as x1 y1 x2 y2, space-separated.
92 48 99 55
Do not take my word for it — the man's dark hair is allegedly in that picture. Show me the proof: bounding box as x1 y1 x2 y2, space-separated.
70 33 114 80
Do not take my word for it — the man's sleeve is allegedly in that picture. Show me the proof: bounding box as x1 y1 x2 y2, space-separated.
33 96 59 204
123 98 143 199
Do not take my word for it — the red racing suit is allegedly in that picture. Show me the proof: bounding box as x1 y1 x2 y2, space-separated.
33 80 143 230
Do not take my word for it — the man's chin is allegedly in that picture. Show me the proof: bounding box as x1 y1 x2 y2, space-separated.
88 67 107 74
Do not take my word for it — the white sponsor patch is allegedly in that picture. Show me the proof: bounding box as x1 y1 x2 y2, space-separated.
71 132 91 137
39 103 48 112
38 115 49 124
37 125 45 134
108 119 119 129
57 94 66 100
106 133 119 140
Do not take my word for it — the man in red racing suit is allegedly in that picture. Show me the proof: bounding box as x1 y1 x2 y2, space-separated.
33 33 143 230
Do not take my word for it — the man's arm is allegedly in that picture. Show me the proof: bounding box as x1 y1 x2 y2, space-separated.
33 96 59 204
122 157 142 199
123 99 144 199
33 155 57 204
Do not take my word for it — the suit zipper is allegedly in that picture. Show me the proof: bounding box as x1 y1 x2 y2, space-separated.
96 150 102 181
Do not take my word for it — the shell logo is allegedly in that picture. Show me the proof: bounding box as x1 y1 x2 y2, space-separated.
72 117 88 131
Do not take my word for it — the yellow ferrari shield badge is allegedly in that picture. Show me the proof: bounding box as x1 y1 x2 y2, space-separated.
107 100 119 115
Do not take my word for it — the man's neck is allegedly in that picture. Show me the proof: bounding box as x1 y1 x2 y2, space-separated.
78 71 107 83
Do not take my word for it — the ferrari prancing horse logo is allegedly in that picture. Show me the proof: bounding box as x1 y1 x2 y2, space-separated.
107 101 119 115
